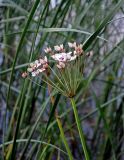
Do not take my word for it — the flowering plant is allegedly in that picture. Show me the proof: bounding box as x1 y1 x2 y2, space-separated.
22 42 93 160
22 42 92 98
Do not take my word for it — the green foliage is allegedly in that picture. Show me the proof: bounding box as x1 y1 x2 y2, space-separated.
0 0 124 159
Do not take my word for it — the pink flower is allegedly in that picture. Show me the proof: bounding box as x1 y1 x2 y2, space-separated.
30 63 36 67
32 70 40 77
39 56 48 65
56 62 65 69
38 68 46 72
22 42 86 79
29 63 37 69
27 68 33 72
26 57 48 77
51 52 72 62
74 44 83 56
70 55 77 61
43 63 48 69
44 47 52 53
35 60 41 67
22 72 28 78
68 42 76 48
54 44 64 52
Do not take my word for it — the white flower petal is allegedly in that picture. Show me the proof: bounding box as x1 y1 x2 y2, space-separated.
39 59 45 64
30 63 35 67
44 47 52 53
70 55 77 61
54 45 60 51
44 56 47 62
66 52 72 60
67 52 72 55
54 44 64 51
44 49 47 53
68 42 73 48
27 68 33 72
35 60 39 64
68 42 76 48
74 51 77 55
32 72 36 77
38 68 45 72
35 70 40 75
60 44 63 49
73 42 77 47
51 54 61 61
79 44 83 48
32 70 40 76
37 62 41 67
51 52 73 62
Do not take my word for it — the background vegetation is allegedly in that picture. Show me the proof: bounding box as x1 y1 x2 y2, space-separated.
0 0 124 159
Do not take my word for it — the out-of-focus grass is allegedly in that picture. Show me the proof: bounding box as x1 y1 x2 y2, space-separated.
0 0 124 159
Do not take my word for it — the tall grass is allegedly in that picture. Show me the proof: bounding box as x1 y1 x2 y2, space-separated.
0 0 124 159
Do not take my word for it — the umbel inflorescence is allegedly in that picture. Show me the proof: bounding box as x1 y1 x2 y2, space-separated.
22 42 92 97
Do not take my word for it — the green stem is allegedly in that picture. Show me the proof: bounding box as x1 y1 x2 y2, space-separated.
70 98 90 160
56 114 73 160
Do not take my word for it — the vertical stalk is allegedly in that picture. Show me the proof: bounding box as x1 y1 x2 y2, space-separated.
70 98 90 160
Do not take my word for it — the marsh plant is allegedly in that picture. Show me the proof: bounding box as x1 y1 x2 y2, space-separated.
22 42 86 96
1 0 124 159
22 42 92 159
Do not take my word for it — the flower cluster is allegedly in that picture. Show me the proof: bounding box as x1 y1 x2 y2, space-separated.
22 42 93 97
22 56 48 78
68 42 83 56
22 42 85 77
45 42 83 69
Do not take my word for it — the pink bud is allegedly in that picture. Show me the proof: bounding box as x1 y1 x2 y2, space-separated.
22 72 27 78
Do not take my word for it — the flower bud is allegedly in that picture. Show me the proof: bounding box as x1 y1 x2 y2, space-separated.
22 72 27 78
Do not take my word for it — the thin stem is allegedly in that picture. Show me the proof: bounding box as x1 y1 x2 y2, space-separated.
55 112 73 160
70 98 90 160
